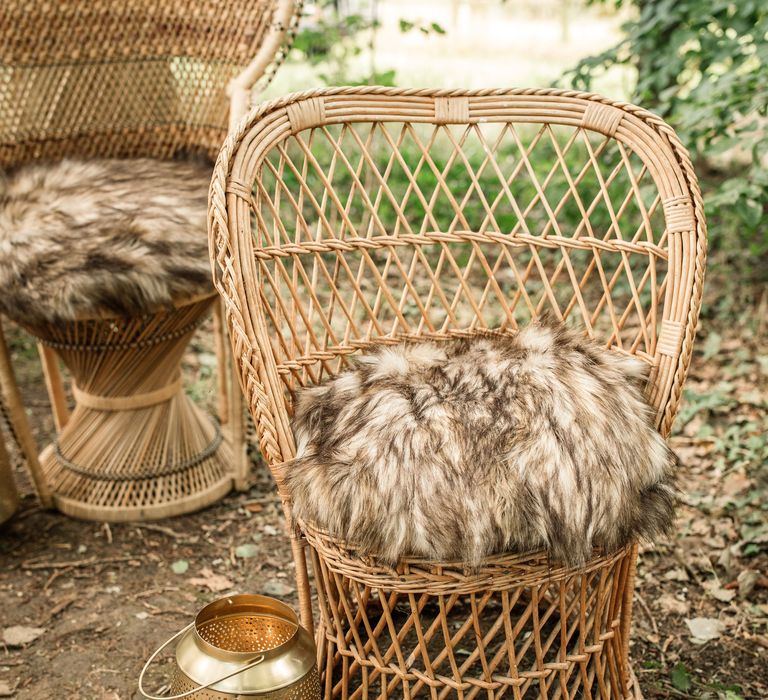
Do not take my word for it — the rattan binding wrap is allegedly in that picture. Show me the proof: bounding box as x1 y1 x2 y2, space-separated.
0 0 304 515
209 88 707 698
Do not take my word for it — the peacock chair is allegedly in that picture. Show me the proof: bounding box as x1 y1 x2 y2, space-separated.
0 0 303 521
209 87 706 698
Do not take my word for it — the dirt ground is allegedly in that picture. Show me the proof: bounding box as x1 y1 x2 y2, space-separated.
1 284 766 699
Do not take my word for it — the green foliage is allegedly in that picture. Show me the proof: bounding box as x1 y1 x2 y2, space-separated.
291 1 445 87
398 19 446 35
670 662 692 692
563 0 768 273
292 2 377 85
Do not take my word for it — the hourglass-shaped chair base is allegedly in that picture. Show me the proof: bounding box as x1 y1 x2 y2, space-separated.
27 295 233 522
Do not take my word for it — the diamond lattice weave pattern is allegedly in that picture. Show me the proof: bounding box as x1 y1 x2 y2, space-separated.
247 119 667 410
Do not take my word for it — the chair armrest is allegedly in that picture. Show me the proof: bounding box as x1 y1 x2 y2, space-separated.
227 0 303 130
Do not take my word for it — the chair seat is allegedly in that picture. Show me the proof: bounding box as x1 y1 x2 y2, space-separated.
0 157 213 325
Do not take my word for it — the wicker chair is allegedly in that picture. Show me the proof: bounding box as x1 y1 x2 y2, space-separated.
0 0 303 521
209 88 706 698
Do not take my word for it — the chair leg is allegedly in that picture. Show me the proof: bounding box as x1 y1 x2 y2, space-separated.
230 354 249 491
0 321 52 507
213 300 229 426
291 534 314 637
621 543 640 690
216 301 249 491
38 343 70 431
0 429 20 524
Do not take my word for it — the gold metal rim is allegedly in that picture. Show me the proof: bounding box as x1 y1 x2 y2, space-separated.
192 594 299 661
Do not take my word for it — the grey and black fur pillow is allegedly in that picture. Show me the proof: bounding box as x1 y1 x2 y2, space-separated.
0 158 213 324
288 322 679 568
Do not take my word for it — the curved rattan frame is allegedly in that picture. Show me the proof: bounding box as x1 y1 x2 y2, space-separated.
209 87 707 698
0 0 304 516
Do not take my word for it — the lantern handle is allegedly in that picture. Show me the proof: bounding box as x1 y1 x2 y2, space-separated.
138 622 265 700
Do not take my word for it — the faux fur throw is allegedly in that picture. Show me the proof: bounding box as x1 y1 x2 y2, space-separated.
0 158 213 324
288 323 678 568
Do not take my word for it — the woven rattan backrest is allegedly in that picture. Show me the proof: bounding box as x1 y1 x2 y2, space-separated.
210 88 707 474
0 0 301 166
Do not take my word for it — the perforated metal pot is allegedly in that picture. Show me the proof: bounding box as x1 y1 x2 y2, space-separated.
140 594 320 699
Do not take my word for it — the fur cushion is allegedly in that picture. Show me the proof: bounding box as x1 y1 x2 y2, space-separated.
0 158 213 324
288 323 679 568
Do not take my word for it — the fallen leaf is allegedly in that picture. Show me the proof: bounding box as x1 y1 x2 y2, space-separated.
235 544 258 559
704 581 736 603
741 522 768 545
692 518 712 536
658 593 690 616
245 503 263 513
664 567 690 582
718 546 735 575
262 580 294 597
737 569 760 598
3 625 45 647
721 471 752 497
713 519 738 539
135 612 150 620
171 560 189 575
189 568 234 593
263 525 279 536
704 535 726 549
685 617 724 644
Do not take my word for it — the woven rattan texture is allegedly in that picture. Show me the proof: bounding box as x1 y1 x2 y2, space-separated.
25 297 233 520
209 88 707 698
307 523 634 699
0 0 302 165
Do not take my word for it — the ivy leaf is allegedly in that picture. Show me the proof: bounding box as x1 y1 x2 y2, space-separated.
171 559 189 575
723 690 745 700
671 663 692 692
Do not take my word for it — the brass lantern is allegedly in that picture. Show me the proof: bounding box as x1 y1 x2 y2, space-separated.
140 594 320 699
